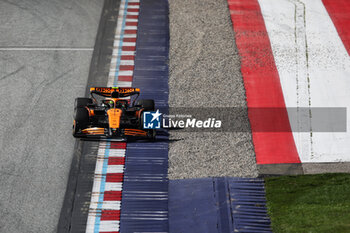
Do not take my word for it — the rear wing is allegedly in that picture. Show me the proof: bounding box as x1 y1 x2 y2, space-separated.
90 87 140 98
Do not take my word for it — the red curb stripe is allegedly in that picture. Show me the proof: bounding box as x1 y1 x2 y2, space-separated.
123 38 137 43
106 173 124 183
122 46 136 51
127 8 139 12
118 76 133 82
110 142 126 149
124 30 137 34
108 157 125 165
322 0 350 55
126 22 138 26
121 55 135 60
101 210 121 221
227 0 300 164
119 65 134 71
126 15 138 19
104 191 122 201
128 2 140 5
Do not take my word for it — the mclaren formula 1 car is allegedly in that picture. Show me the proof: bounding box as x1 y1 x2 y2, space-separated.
73 87 156 140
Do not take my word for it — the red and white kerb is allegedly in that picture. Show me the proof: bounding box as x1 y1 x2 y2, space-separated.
86 0 139 232
108 0 140 88
228 0 350 164
86 142 126 233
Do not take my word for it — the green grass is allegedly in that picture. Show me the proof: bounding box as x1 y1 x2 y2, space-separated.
264 173 350 233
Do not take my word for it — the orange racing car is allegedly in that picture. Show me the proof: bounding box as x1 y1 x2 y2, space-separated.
72 87 156 140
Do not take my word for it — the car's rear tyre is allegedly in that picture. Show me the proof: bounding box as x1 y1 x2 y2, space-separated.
75 98 93 108
139 110 145 129
136 99 155 111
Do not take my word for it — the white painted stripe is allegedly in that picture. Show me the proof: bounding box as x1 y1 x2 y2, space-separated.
96 142 109 148
108 150 127 156
95 165 124 174
109 63 133 69
115 70 133 76
102 201 122 210
112 50 134 56
98 221 120 232
105 182 123 191
119 42 136 46
110 69 134 74
119 6 128 11
107 165 124 173
121 50 136 55
97 149 109 155
108 0 128 85
116 81 133 87
125 26 138 30
108 153 125 158
111 51 136 58
88 194 99 211
86 222 97 233
96 149 107 155
87 0 139 229
126 18 138 22
127 5 140 9
86 141 108 233
258 0 350 162
116 34 137 39
127 12 139 15
120 60 135 65
86 0 140 232
113 39 122 45
110 58 117 67
111 43 136 49
128 0 140 2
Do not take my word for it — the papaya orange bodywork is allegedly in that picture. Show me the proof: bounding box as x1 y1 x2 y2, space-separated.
88 109 95 116
107 109 122 129
90 87 140 95
82 127 105 135
124 129 148 136
73 86 154 140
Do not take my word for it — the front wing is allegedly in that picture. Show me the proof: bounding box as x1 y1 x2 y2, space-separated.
74 127 155 140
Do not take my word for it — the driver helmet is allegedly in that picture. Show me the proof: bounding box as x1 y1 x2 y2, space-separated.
109 100 114 108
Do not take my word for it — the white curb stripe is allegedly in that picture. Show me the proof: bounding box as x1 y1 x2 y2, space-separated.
258 0 350 163
86 0 140 231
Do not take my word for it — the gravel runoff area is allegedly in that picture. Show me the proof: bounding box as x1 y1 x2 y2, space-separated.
168 0 259 179
0 0 102 232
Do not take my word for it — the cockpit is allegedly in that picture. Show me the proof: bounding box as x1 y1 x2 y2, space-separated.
102 98 129 109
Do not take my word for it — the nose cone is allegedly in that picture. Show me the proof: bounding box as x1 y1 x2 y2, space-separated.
107 109 122 129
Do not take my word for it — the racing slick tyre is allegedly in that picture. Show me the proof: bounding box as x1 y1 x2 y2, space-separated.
136 99 155 111
73 107 89 135
139 111 156 141
75 98 93 108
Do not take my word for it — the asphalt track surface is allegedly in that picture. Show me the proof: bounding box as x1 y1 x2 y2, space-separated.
168 0 258 179
0 1 102 232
